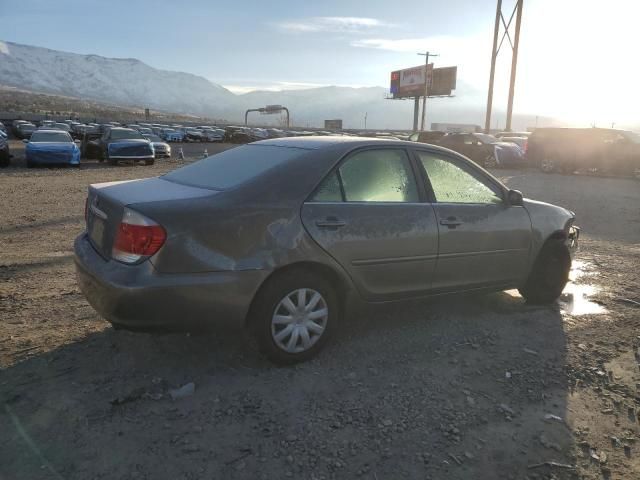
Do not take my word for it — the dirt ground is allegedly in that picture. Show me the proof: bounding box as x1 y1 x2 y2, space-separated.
1 141 639 480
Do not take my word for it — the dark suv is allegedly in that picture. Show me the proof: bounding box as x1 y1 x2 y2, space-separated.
527 128 640 175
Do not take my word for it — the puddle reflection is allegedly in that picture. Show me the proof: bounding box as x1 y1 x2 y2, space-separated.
505 261 607 316
559 283 607 315
561 260 607 316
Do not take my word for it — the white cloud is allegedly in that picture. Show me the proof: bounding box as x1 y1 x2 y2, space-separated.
276 17 395 34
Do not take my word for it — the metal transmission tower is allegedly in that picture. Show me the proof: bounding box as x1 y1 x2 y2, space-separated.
484 0 524 133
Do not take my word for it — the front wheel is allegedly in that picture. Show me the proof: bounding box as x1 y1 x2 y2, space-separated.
519 240 571 304
250 270 338 365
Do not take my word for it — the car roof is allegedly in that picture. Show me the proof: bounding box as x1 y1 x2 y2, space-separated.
32 129 71 136
254 135 423 150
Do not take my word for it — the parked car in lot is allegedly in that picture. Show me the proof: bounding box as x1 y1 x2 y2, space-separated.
495 131 531 139
143 134 171 158
408 130 447 144
160 128 185 142
499 136 528 153
185 128 204 142
92 127 155 165
16 122 37 139
49 122 72 132
12 119 28 135
437 132 525 167
24 129 81 168
75 137 579 364
199 128 225 142
0 131 11 167
527 127 640 175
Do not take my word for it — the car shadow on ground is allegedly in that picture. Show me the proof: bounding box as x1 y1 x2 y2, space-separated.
0 289 576 480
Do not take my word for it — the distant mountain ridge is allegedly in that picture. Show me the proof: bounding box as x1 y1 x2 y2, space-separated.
0 40 237 118
0 40 530 129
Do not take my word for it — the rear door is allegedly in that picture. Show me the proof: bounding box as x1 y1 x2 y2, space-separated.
301 147 439 301
413 149 532 290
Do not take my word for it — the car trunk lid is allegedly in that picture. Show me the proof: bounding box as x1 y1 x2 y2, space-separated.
86 177 214 260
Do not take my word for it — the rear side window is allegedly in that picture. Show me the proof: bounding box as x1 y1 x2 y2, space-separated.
311 148 419 203
164 145 307 190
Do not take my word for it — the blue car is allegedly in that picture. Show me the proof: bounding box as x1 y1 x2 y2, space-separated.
161 128 184 142
25 129 81 168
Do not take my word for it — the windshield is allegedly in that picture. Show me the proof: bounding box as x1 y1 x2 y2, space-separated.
30 131 72 142
164 144 307 190
110 129 145 140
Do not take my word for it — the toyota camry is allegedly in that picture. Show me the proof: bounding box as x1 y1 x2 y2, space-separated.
75 137 579 364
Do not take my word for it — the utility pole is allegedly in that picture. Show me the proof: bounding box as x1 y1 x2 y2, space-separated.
364 112 368 130
484 0 502 133
418 51 438 131
413 97 420 132
505 0 523 131
484 0 524 133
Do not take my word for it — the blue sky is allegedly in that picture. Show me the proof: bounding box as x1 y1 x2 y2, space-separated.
1 0 638 126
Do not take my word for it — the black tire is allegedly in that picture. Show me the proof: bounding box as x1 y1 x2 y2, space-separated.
26 159 34 168
484 153 498 168
0 154 9 168
144 159 155 166
519 240 571 304
249 269 339 365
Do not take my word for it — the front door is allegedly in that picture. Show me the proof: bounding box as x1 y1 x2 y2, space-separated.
301 147 439 301
414 149 532 291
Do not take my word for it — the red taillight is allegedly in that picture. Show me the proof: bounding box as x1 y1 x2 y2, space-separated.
112 207 166 264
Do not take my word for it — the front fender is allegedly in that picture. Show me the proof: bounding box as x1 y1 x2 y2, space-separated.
523 198 576 260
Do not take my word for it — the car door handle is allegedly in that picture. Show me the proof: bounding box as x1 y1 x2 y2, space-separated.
315 217 346 228
440 217 463 228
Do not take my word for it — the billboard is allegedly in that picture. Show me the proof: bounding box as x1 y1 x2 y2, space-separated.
324 119 343 130
390 65 457 98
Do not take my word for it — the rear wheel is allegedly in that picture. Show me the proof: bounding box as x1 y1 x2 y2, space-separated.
519 240 571 304
484 153 498 168
541 157 556 173
250 269 338 365
144 159 155 166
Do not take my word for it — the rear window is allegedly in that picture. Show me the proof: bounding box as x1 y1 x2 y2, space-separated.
163 144 308 190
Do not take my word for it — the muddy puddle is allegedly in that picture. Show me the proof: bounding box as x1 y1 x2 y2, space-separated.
505 260 607 315
559 260 607 315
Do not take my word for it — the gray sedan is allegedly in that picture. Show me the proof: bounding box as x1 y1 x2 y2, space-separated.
75 137 579 364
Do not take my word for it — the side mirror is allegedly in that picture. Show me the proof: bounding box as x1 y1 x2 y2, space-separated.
22 139 29 144
74 139 81 144
507 189 524 206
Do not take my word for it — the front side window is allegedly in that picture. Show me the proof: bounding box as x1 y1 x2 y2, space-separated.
418 152 503 204
312 149 419 203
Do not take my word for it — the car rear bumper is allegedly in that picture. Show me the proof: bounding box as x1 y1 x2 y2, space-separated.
74 233 268 329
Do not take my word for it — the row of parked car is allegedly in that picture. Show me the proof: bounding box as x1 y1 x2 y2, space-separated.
409 128 640 176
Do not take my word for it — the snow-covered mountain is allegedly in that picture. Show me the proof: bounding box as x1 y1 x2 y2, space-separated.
0 40 495 129
0 40 237 117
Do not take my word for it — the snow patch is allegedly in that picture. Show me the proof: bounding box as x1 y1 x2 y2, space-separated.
0 41 9 55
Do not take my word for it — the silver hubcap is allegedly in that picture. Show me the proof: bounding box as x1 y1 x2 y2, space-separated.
541 158 555 172
271 288 328 353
